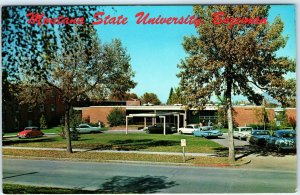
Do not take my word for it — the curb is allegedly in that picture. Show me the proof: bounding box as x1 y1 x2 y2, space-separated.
2 155 251 168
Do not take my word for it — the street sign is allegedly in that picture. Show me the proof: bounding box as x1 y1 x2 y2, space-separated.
181 139 186 147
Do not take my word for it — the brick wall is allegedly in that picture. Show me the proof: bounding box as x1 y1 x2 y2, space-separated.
126 100 141 106
82 106 126 125
233 106 264 126
233 107 296 127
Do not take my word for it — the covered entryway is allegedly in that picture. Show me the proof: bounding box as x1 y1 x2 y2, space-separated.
125 112 185 135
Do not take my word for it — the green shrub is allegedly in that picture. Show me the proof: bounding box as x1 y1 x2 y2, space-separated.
39 114 48 129
107 107 126 127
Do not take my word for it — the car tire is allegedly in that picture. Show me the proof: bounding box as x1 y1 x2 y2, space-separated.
179 130 182 134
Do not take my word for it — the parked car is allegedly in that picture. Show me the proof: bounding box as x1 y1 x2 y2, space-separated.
193 126 223 138
178 124 200 134
70 124 102 134
248 130 271 146
266 130 296 151
233 127 253 140
17 126 44 138
145 124 176 134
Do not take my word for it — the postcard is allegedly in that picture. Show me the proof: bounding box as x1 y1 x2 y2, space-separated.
1 3 297 194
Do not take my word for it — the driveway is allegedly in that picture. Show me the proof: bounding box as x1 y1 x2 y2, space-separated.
209 133 249 147
210 133 297 171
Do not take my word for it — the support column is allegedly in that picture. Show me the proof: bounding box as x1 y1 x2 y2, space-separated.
174 114 180 130
159 116 166 135
184 110 187 127
126 116 129 135
144 117 147 128
180 113 185 127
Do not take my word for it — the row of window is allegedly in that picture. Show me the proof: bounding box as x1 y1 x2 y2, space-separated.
27 104 56 112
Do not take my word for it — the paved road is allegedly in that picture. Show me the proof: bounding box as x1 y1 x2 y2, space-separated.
3 159 297 193
210 133 249 147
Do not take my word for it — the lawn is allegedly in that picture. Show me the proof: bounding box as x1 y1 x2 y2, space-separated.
3 126 109 136
3 183 100 194
3 133 224 153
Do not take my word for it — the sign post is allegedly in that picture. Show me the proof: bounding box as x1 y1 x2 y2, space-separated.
181 139 186 162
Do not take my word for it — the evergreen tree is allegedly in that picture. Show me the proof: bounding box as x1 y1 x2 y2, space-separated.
166 88 174 105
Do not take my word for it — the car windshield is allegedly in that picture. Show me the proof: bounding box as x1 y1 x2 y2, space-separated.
241 128 252 131
255 131 269 135
279 132 296 138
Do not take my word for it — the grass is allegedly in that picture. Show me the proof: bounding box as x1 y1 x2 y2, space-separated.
3 148 235 165
3 183 100 194
3 126 109 136
3 133 224 153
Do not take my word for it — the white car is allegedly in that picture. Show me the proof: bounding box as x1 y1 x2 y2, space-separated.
178 124 200 134
233 127 253 140
71 124 102 134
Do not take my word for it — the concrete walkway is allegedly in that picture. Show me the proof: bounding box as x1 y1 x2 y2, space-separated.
3 146 216 157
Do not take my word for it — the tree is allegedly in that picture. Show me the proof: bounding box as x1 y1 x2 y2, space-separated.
166 88 174 105
2 6 98 82
273 78 296 107
2 7 136 153
109 92 138 101
140 93 161 105
44 34 135 153
39 114 48 129
107 107 126 126
167 87 187 105
178 5 295 162
216 95 228 128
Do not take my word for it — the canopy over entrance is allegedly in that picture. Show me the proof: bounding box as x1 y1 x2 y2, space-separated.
125 112 186 135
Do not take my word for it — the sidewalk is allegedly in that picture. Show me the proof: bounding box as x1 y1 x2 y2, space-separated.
3 146 216 157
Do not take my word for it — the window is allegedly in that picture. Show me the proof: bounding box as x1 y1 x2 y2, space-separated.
28 120 33 126
28 106 33 112
39 105 44 112
51 104 55 112
14 117 19 129
15 105 19 113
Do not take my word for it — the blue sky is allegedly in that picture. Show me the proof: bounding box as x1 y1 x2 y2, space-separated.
95 5 296 103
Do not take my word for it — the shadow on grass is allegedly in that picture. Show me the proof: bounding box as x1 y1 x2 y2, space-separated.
81 139 179 152
2 137 59 146
213 145 296 160
98 175 177 193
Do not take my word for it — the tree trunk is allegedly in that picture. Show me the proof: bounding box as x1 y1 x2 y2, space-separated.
226 81 235 163
64 103 73 153
227 100 235 163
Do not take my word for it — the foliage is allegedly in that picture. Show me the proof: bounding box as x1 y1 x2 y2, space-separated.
3 133 223 153
2 6 136 153
166 88 174 104
69 108 82 129
140 92 161 105
39 114 48 129
109 92 138 101
288 116 296 130
177 5 295 162
254 107 269 127
216 95 227 128
166 87 187 105
107 107 126 126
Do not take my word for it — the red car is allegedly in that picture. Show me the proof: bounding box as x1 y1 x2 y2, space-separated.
17 127 44 138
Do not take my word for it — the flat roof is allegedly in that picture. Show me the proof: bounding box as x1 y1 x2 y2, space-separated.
128 112 181 117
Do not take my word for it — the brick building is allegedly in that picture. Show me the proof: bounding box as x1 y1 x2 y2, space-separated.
79 103 296 128
2 91 65 132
